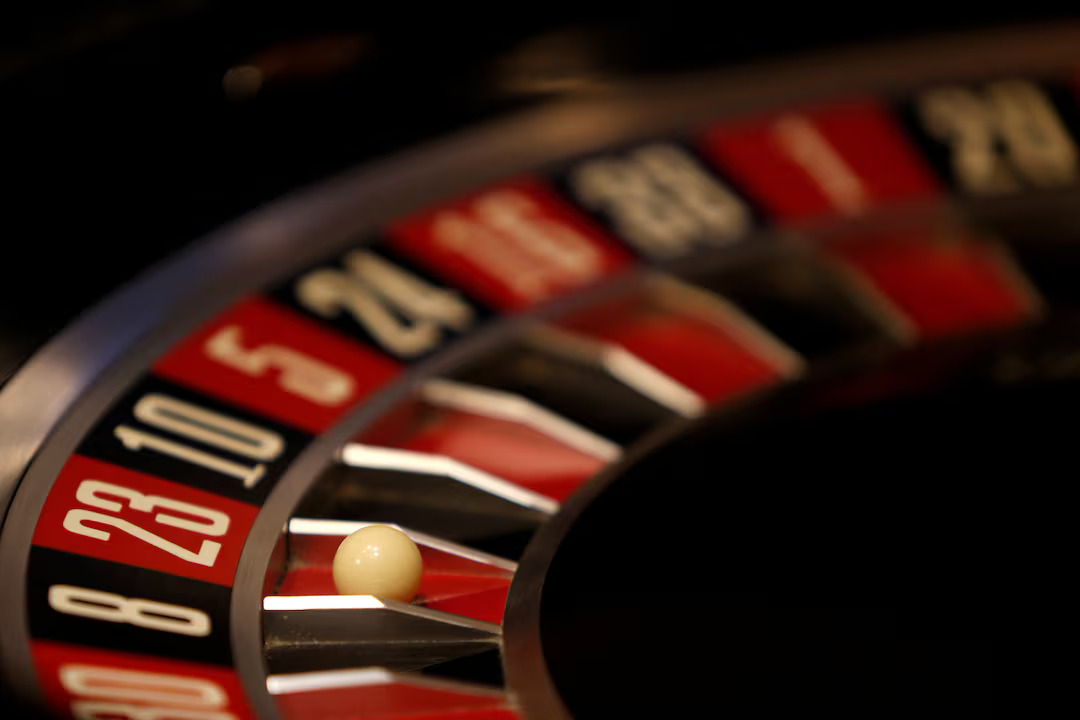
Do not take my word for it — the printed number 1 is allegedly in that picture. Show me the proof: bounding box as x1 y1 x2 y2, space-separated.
115 394 284 489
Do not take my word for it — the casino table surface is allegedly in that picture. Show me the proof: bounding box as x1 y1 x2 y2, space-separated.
0 5 1056 717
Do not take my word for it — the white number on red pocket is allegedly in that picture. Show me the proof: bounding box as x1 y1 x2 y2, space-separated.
62 480 229 567
204 326 357 406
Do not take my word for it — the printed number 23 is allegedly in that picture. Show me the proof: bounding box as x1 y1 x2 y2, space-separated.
63 480 229 567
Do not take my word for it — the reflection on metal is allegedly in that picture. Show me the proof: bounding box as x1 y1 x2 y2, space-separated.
294 463 547 559
287 518 518 575
263 595 501 674
265 594 384 611
264 594 503 632
420 379 620 461
530 326 705 417
647 274 806 378
339 444 559 515
447 337 678 445
266 666 507 698
268 667 395 694
601 346 704 417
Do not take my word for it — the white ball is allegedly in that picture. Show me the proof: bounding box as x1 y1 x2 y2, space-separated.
332 525 423 602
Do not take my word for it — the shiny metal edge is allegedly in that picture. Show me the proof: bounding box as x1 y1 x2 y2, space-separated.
419 379 623 461
338 444 560 514
262 594 502 636
266 666 508 698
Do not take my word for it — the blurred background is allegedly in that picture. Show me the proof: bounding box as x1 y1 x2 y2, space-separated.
2 3 1072 384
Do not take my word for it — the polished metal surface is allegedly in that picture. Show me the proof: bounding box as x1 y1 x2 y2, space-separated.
340 445 560 515
263 595 501 674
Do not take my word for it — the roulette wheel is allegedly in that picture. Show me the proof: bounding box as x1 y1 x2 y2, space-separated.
5 4 1067 716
